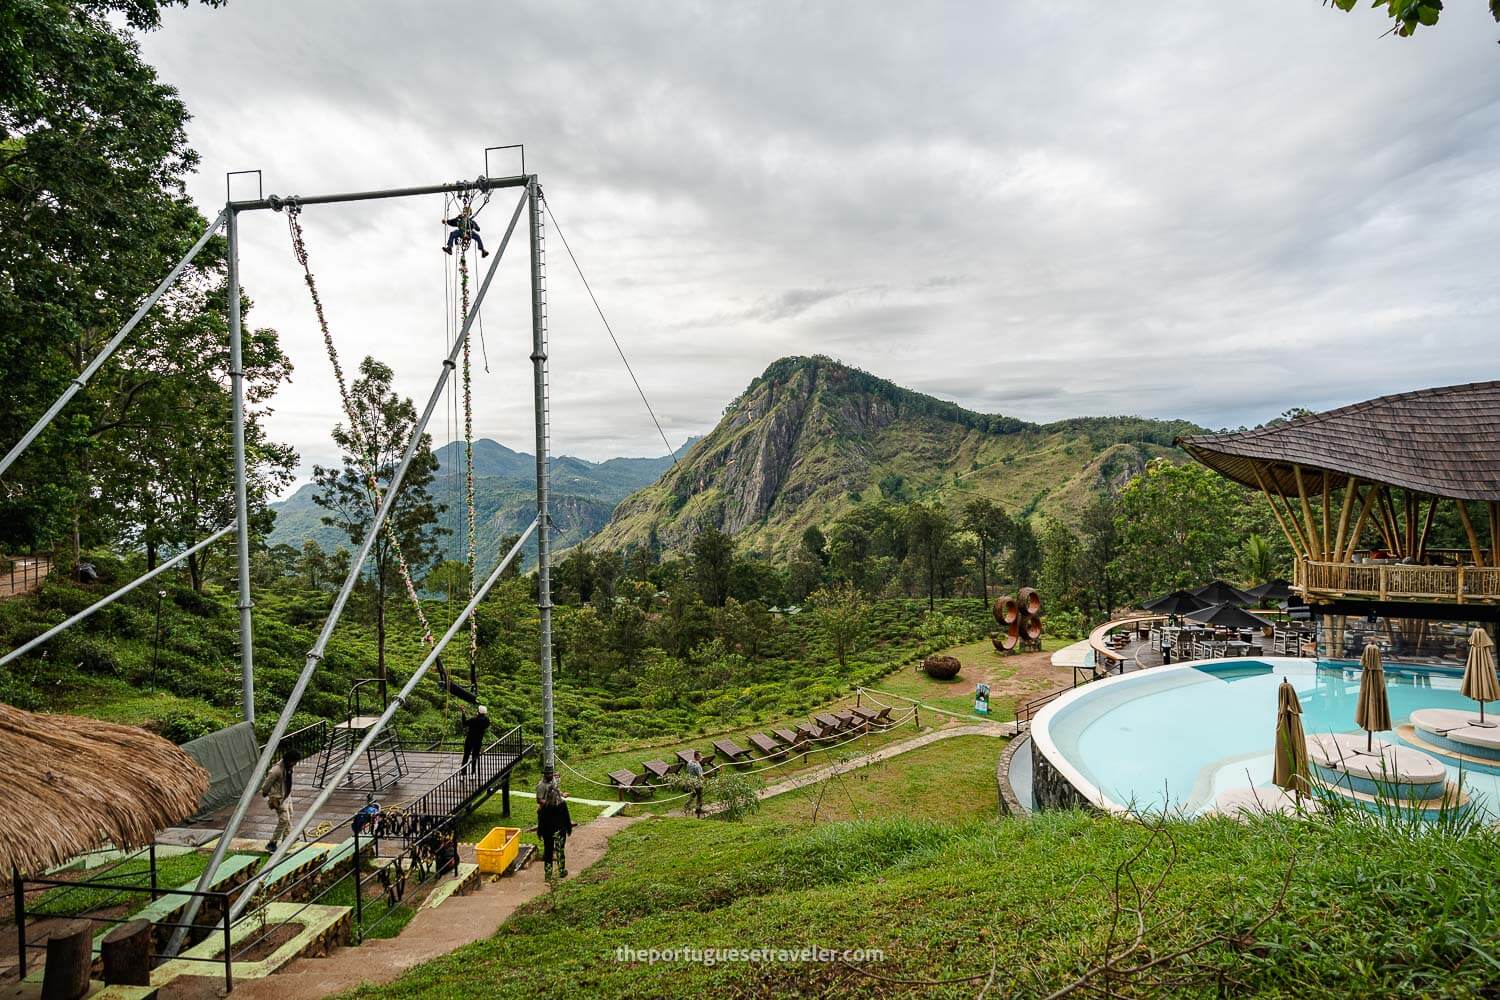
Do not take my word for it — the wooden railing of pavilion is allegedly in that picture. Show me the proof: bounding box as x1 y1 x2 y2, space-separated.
1297 557 1500 605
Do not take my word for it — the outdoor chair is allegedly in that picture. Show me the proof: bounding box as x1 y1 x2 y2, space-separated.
852 705 891 728
747 732 786 760
641 759 680 781
814 712 847 732
712 738 752 766
797 721 829 742
608 769 652 801
772 727 806 748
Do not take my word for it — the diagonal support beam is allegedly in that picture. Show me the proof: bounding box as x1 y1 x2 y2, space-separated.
226 518 538 920
168 187 530 955
0 525 235 668
0 212 228 481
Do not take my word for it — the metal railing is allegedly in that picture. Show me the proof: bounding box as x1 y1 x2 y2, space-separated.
14 862 233 992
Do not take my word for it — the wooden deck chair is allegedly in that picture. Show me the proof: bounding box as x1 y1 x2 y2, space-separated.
676 749 716 773
772 727 806 749
834 709 867 732
712 738 752 766
641 759 679 781
608 768 651 801
814 712 846 733
796 721 828 743
747 732 786 760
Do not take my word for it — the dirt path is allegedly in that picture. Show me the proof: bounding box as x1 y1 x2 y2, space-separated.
704 722 1014 814
212 814 641 1000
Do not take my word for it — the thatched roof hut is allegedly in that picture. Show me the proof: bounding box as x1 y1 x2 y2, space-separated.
0 702 209 875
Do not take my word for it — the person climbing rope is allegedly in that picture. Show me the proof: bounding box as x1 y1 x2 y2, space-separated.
442 206 488 256
461 704 490 772
535 770 572 883
260 750 300 853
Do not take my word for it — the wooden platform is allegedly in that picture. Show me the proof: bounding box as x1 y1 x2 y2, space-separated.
188 750 520 845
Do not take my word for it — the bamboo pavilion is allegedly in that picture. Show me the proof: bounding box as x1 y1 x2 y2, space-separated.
1178 381 1500 656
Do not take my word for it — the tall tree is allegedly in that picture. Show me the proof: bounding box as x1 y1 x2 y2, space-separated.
1113 459 1242 601
1039 520 1083 612
690 525 734 607
1077 493 1122 619
903 501 952 612
962 498 1013 609
1008 517 1043 590
807 583 870 674
0 0 229 556
313 357 448 703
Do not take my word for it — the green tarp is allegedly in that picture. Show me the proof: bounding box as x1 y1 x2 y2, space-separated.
181 721 259 819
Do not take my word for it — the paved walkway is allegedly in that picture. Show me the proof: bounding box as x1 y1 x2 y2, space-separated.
705 722 1015 814
221 814 642 1000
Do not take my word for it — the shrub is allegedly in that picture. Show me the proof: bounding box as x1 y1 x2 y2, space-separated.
157 709 220 744
1045 608 1088 641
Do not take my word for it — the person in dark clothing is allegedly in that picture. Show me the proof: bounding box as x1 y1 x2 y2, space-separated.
434 827 460 877
461 705 489 772
442 207 488 256
535 771 572 883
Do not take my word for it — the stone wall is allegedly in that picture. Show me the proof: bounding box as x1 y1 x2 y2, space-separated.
1031 740 1098 812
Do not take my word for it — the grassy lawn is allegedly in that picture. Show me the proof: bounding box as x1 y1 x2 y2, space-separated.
346 810 1500 999
871 635 1073 720
746 734 1004 827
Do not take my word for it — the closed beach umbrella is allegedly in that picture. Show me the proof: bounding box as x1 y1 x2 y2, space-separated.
1192 580 1256 606
1461 628 1500 727
1354 642 1391 753
1273 679 1310 798
1141 590 1208 615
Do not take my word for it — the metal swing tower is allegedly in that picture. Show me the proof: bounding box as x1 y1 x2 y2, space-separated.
0 149 558 943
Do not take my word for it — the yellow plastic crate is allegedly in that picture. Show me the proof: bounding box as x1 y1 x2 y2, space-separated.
474 826 520 874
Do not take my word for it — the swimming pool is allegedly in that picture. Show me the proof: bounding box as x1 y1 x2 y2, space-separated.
1031 657 1497 817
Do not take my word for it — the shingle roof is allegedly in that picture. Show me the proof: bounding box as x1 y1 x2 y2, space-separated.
1176 381 1500 502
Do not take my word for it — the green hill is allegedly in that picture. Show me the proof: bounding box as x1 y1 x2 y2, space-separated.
592 356 1203 557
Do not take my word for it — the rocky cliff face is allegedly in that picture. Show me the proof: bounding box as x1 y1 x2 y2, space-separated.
591 356 1200 557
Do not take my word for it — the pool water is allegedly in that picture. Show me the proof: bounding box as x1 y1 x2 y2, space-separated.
1036 658 1497 816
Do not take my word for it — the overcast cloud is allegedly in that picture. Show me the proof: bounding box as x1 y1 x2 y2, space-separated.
139 1 1500 487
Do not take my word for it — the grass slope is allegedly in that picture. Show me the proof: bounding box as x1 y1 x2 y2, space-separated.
350 810 1500 999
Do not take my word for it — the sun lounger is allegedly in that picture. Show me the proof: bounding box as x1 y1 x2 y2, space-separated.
641 759 680 781
712 738 752 765
772 727 806 748
747 732 785 759
814 712 846 732
833 709 866 731
797 721 829 742
608 768 652 800
852 705 891 728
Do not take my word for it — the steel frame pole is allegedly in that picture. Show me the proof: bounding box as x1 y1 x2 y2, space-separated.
528 179 556 775
228 175 528 213
170 187 530 952
0 211 227 482
227 207 256 724
227 519 537 919
0 524 235 669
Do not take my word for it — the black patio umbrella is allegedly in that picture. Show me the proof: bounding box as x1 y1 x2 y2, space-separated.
1192 580 1256 606
1245 579 1294 604
1141 590 1210 615
1183 602 1273 631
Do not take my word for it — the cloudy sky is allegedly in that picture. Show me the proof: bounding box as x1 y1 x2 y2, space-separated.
140 1 1500 484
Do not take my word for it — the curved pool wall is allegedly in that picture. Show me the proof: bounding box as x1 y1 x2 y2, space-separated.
1031 657 1487 817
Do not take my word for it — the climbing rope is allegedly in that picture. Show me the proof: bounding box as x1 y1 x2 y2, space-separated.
453 188 481 690
283 202 474 705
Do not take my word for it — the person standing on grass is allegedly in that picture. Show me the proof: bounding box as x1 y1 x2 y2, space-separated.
685 749 706 818
260 750 300 852
535 770 573 883
461 705 490 773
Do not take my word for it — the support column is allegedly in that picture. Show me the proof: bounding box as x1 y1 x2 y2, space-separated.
529 177 556 775
227 207 255 724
